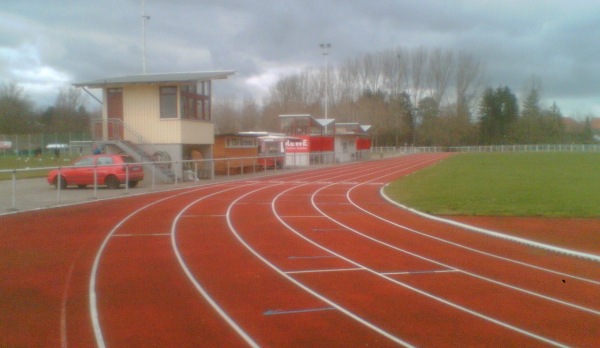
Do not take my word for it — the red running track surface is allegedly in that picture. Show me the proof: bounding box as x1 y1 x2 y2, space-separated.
1 153 599 347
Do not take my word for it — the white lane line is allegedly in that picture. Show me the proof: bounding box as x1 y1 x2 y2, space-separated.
377 190 600 280
86 162 404 346
263 307 336 316
112 233 171 237
383 269 460 275
89 186 217 348
279 215 326 218
60 263 75 348
384 192 600 263
285 268 364 275
181 214 227 217
342 170 600 316
232 186 417 346
358 189 600 296
298 155 572 347
171 183 261 348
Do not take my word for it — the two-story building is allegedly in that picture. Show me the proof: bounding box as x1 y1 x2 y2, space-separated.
74 71 235 181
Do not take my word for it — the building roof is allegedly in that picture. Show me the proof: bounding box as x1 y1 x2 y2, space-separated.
73 71 236 88
315 119 335 127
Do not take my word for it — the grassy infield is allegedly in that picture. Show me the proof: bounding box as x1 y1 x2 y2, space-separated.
2 152 599 218
385 152 600 218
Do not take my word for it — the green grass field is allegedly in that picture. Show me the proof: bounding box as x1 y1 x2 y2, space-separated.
0 155 75 180
385 152 600 218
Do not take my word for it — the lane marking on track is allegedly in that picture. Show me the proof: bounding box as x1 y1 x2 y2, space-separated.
181 214 227 217
315 202 352 205
89 185 228 348
112 233 171 237
279 215 326 218
285 267 364 275
263 307 336 316
385 195 600 263
230 181 417 346
297 155 573 347
171 184 262 348
384 269 460 275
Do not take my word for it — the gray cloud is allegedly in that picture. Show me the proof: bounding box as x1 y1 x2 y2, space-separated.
1 0 599 116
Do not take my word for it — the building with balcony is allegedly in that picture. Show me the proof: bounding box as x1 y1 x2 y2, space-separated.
74 71 235 181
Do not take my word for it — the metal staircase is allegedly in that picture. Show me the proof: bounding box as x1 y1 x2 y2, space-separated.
91 118 175 183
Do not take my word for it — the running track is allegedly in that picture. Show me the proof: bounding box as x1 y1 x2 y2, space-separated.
1 153 599 347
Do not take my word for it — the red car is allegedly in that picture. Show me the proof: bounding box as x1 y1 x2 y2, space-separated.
48 154 144 189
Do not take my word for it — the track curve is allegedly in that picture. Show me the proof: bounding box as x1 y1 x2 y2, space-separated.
1 153 599 347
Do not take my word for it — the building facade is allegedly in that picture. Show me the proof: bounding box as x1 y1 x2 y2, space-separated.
74 71 235 181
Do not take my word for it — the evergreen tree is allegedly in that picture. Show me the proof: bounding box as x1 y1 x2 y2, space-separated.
478 86 518 144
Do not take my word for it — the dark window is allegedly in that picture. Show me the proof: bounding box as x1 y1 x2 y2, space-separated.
180 82 211 121
97 156 114 165
75 157 94 166
160 86 177 119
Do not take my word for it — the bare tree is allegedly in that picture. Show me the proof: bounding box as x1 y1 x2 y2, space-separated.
455 51 485 120
0 81 35 134
409 47 428 112
427 48 454 110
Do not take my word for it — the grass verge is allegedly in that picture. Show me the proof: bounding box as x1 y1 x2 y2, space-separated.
0 155 74 180
384 152 600 218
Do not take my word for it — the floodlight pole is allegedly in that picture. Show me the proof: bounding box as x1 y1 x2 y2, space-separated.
320 43 331 119
142 0 150 74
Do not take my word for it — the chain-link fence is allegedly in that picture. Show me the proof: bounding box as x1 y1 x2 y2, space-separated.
0 133 91 157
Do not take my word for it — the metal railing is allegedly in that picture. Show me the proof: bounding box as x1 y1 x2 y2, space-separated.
0 151 368 214
371 144 600 154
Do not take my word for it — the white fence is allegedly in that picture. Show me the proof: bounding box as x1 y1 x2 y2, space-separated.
0 152 369 214
371 144 600 154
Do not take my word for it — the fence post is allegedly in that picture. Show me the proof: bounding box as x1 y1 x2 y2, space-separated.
125 164 129 194
151 165 156 189
11 170 17 211
93 165 98 199
56 167 62 204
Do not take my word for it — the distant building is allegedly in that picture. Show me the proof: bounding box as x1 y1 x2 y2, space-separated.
213 132 288 175
74 71 235 181
279 114 371 165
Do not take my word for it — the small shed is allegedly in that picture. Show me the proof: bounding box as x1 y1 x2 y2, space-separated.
335 122 372 161
213 132 288 175
279 114 335 165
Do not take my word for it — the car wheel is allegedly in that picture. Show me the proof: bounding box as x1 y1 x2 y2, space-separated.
77 185 87 189
105 175 120 189
54 176 67 190
128 180 139 188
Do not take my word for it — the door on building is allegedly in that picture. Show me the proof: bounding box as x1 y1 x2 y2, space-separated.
106 88 124 140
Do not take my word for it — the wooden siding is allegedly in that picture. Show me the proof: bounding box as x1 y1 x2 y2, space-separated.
213 136 259 175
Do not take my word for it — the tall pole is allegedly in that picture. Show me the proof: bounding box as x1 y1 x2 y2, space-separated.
320 43 331 119
142 0 150 74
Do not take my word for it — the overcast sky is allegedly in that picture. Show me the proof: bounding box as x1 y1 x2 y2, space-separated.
1 0 599 118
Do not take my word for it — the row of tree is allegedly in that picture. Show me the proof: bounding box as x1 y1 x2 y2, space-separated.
1 47 596 146
0 81 94 135
214 47 596 146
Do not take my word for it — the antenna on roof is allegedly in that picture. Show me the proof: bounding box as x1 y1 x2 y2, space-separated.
141 0 150 74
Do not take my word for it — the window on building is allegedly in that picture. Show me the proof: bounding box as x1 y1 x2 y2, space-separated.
160 86 177 119
180 82 211 121
226 137 257 148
